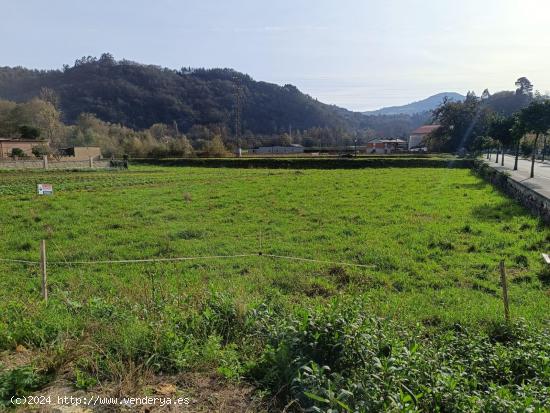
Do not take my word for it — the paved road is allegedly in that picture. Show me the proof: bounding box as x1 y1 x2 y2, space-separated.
483 155 550 199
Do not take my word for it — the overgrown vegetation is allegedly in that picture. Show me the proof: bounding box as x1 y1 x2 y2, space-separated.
0 366 48 407
0 165 548 410
251 301 549 411
0 98 196 157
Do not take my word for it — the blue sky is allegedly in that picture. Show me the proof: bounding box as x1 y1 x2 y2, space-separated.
1 0 549 111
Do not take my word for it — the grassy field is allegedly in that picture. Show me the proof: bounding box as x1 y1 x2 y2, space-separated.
0 165 549 411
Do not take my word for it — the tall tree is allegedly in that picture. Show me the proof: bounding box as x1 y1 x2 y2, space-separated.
203 135 228 157
488 115 514 166
515 77 534 97
510 114 526 171
430 93 491 152
519 100 550 178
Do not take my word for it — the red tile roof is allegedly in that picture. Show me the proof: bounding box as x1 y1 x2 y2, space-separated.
411 125 440 135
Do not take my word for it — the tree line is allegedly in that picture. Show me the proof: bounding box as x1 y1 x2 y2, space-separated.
427 77 550 177
0 54 427 150
0 96 382 158
0 97 196 158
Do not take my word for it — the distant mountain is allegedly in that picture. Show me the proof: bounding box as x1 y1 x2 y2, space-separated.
363 92 466 116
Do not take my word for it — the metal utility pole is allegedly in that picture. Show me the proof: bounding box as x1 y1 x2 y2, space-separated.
234 76 243 157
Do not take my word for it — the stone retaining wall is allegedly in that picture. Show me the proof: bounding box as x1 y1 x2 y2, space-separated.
474 161 550 224
0 159 112 170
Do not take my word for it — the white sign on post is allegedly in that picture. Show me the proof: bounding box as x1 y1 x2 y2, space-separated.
37 184 53 195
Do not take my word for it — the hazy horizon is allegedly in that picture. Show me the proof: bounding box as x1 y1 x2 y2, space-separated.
1 0 549 111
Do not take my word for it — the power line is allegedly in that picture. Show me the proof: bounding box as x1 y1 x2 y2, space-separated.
234 75 243 156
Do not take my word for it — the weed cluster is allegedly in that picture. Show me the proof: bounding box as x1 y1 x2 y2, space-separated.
250 300 549 412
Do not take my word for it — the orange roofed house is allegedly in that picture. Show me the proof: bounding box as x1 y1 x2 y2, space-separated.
408 125 440 150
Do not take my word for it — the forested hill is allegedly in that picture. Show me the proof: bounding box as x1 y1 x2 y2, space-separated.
0 54 365 134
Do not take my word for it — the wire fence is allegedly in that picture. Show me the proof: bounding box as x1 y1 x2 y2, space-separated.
0 252 375 268
1 233 376 303
1 243 524 325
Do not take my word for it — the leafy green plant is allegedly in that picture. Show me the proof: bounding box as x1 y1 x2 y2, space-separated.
0 367 47 407
73 368 98 390
251 301 550 412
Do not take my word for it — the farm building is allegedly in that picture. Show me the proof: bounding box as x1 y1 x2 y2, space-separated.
366 139 407 154
0 139 48 159
249 144 304 154
408 125 440 150
57 146 102 161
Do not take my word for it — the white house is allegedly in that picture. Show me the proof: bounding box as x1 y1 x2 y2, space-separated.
408 125 440 150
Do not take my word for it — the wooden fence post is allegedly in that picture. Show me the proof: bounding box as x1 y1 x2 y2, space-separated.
40 239 48 302
499 260 509 323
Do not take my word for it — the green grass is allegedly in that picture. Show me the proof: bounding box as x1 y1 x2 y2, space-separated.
0 165 547 326
0 165 548 410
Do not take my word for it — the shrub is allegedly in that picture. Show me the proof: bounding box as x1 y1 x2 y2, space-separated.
202 135 229 157
10 148 26 158
73 368 98 390
250 300 550 412
0 367 47 407
31 145 50 158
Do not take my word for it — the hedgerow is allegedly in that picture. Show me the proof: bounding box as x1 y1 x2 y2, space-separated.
133 157 474 169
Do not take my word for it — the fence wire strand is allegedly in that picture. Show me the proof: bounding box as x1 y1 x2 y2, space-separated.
0 258 39 265
263 254 375 268
0 253 375 269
